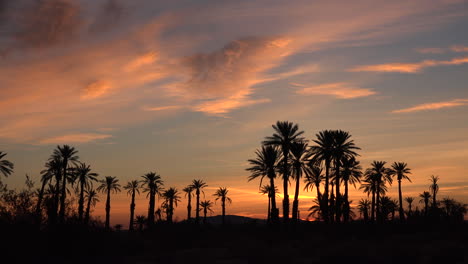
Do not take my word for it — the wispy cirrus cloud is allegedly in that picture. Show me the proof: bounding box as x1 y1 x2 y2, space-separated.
392 98 468 113
349 56 468 73
294 82 376 99
38 133 112 144
415 45 468 54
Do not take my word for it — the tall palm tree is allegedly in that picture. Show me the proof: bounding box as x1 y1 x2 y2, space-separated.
263 121 304 223
304 164 324 205
141 172 163 226
405 197 414 217
52 145 79 222
247 145 281 222
124 180 140 231
75 163 98 222
200 200 214 224
213 187 232 224
389 162 411 222
419 191 431 216
162 187 181 223
182 186 194 221
97 176 121 229
339 156 362 223
309 130 334 222
429 175 439 208
84 188 99 225
0 151 14 178
330 130 360 222
290 141 309 221
362 161 392 222
190 179 207 223
357 199 371 222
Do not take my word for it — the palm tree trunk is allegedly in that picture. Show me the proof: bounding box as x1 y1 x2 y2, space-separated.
168 199 174 223
398 179 405 222
129 191 135 231
78 180 85 222
222 197 226 225
196 190 200 223
282 149 290 223
35 180 47 219
203 208 207 224
59 161 68 222
335 162 341 223
269 176 278 221
292 166 301 221
344 179 349 223
371 190 375 222
376 188 381 223
105 188 111 230
267 194 271 222
187 193 192 220
148 189 155 225
85 197 91 225
315 182 322 205
323 159 330 223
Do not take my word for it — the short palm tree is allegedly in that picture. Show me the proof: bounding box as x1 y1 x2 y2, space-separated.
263 121 304 223
290 141 309 221
389 162 411 222
429 175 439 208
135 215 146 231
141 172 163 226
405 197 414 217
97 176 121 229
339 156 362 222
260 184 279 221
213 187 232 224
200 200 214 224
0 151 14 178
162 187 181 223
124 180 140 231
52 145 79 221
357 199 371 222
84 188 99 225
75 163 99 222
419 191 431 216
190 179 207 223
182 186 194 221
309 130 334 222
307 198 322 220
247 145 281 222
304 164 324 204
363 161 392 222
36 161 55 219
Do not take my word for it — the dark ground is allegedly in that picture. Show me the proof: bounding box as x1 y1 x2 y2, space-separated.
2 222 467 264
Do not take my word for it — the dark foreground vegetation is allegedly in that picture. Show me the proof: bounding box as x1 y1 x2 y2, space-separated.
1 222 467 264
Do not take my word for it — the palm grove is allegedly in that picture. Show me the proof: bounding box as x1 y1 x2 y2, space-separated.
0 121 466 230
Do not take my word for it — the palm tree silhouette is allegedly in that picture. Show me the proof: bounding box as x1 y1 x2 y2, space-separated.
419 191 431 216
247 145 281 222
45 155 63 224
309 130 334 222
52 145 79 222
190 179 207 223
339 156 362 223
75 163 99 222
84 188 99 225
162 187 181 223
357 199 371 222
141 172 163 226
124 180 140 231
199 200 214 224
182 186 194 221
263 121 304 223
307 198 322 220
135 215 146 231
362 161 392 222
304 164 324 206
290 141 309 221
213 187 232 224
429 175 439 208
36 161 55 221
0 151 14 178
329 130 360 222
389 162 411 222
97 176 120 230
405 197 414 217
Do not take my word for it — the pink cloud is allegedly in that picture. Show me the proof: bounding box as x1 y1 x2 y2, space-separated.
295 82 376 99
38 133 112 144
392 99 468 113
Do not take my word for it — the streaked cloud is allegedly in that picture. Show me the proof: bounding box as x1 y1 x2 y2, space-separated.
39 133 112 144
143 105 183 111
452 45 468 52
392 99 468 113
415 47 445 54
81 80 112 100
295 82 376 99
349 56 468 73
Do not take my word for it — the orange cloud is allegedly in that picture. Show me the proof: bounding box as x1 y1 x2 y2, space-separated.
349 56 468 73
415 47 445 54
39 133 112 144
451 45 468 52
295 82 376 99
143 105 183 111
81 80 112 100
392 99 468 113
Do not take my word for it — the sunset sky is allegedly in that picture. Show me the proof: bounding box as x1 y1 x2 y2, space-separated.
1 0 468 226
